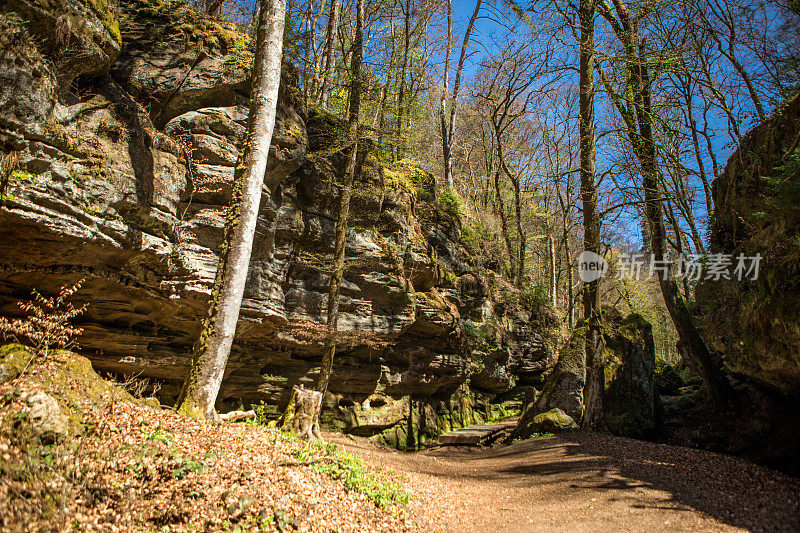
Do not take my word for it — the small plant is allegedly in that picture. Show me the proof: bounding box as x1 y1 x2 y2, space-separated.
287 438 411 508
460 220 491 255
437 187 466 219
120 371 162 399
0 279 86 359
0 150 19 199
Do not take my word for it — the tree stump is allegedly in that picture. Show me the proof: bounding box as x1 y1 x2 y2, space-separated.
280 384 322 439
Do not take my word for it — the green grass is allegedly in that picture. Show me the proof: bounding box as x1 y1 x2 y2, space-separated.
511 432 554 443
291 437 412 508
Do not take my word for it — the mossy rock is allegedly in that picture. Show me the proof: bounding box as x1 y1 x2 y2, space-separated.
654 360 683 395
0 344 36 384
1 344 156 440
527 408 578 433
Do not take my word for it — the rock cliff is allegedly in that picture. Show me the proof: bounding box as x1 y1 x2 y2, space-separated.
693 94 800 473
697 94 800 399
0 0 559 445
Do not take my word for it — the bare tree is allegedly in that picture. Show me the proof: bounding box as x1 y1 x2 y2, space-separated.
319 0 341 109
440 0 482 188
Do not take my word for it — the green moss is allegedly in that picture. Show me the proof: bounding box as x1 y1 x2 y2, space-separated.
0 345 151 436
69 156 110 185
436 187 466 219
383 159 435 201
88 0 122 45
0 344 36 383
223 36 254 70
530 408 577 431
10 170 39 182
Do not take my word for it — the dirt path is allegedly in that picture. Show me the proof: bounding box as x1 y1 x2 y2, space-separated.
328 430 800 532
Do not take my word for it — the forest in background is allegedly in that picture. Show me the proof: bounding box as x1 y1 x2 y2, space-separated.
196 0 799 364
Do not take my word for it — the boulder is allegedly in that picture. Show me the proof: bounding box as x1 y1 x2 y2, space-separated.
528 334 585 421
25 391 69 442
654 360 683 395
1 0 121 92
510 335 584 440
522 408 577 434
603 308 658 439
696 93 800 398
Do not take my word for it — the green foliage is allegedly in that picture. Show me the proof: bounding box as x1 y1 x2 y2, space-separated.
521 282 550 311
654 356 683 395
437 187 466 219
170 454 206 479
252 400 275 425
510 433 554 443
11 169 37 182
223 36 253 70
383 158 434 201
762 143 800 216
282 11 309 68
463 322 494 352
291 438 411 508
460 220 491 256
144 421 175 445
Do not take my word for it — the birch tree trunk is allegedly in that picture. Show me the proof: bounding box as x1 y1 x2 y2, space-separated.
176 0 285 421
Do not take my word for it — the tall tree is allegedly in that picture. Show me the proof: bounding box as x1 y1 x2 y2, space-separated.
319 0 341 109
595 0 732 410
309 0 365 436
440 0 482 188
177 0 286 420
578 0 604 430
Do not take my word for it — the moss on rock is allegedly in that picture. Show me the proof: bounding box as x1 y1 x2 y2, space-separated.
528 408 577 432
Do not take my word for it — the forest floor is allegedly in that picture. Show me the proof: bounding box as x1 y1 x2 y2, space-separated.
0 348 417 532
329 429 800 532
3 346 800 532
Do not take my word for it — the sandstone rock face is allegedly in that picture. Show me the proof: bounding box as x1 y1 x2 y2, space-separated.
0 0 559 444
697 94 800 399
602 308 658 439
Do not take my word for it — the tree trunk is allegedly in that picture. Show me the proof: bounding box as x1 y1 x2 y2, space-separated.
597 0 733 411
442 0 482 188
636 53 731 411
497 145 525 285
177 0 286 421
396 0 411 158
439 0 453 188
206 0 225 16
578 0 604 431
319 0 340 109
548 235 557 307
493 166 517 280
297 0 364 438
